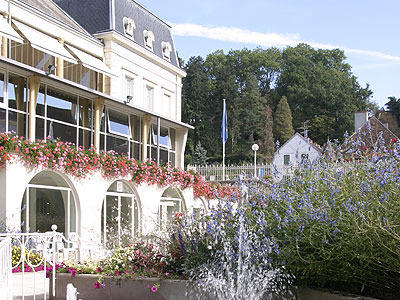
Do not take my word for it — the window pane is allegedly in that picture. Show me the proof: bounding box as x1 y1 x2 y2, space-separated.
0 108 6 133
79 98 92 128
47 121 77 144
36 117 45 141
125 76 134 98
120 196 133 246
150 146 157 161
105 196 118 248
8 74 26 112
70 191 76 233
36 85 45 117
78 128 93 149
108 110 130 137
167 200 180 219
153 126 170 148
160 149 168 165
47 87 77 124
0 73 4 103
28 187 67 233
131 142 140 161
8 110 26 137
146 86 153 110
106 135 129 155
100 133 105 152
284 155 290 165
170 129 175 150
134 200 139 236
170 152 175 166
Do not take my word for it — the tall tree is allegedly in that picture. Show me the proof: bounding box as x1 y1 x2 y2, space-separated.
264 104 275 161
182 56 210 163
274 96 294 144
275 44 372 142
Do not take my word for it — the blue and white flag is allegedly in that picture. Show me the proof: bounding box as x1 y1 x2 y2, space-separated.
221 99 228 144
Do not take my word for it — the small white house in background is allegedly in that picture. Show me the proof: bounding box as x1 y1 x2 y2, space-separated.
272 133 322 180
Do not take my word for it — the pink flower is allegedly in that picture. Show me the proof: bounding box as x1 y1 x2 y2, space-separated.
151 285 158 293
97 267 102 273
115 270 119 276
94 282 101 289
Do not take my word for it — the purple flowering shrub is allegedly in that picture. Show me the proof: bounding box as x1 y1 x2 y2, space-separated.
257 138 400 298
169 137 399 298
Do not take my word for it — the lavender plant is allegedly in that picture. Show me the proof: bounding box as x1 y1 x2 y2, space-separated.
256 137 400 298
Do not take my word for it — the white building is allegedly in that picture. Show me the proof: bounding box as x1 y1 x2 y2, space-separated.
272 133 321 180
0 0 204 257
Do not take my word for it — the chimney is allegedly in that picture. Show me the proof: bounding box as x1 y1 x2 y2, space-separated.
354 111 368 132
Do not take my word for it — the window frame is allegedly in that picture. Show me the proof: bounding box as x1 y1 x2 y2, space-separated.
106 108 132 139
283 154 290 165
151 125 171 149
143 30 155 51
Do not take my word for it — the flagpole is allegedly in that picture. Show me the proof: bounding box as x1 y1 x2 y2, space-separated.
222 99 226 181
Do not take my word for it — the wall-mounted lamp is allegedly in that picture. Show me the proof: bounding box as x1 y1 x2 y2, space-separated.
46 64 56 76
124 95 133 104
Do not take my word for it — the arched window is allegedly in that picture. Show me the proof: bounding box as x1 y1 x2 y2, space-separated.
21 171 77 236
101 181 139 248
159 187 184 230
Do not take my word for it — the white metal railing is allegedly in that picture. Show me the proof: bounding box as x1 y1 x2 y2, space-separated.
0 237 12 300
0 226 80 300
189 163 273 181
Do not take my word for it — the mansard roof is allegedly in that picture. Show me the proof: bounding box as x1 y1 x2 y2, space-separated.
17 0 90 35
54 0 179 68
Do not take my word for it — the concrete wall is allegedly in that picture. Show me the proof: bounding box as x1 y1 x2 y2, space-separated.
53 273 377 300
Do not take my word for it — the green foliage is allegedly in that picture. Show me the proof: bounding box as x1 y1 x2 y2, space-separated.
264 105 275 161
182 45 373 164
386 96 400 123
192 141 208 165
275 44 372 143
274 96 294 144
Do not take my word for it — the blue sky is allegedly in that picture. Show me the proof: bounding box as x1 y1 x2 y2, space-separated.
140 0 400 108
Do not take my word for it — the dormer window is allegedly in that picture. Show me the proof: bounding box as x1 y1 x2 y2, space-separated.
143 30 155 51
123 17 136 38
161 41 172 61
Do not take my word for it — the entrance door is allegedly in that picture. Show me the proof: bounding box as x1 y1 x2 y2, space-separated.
101 193 137 248
21 184 76 236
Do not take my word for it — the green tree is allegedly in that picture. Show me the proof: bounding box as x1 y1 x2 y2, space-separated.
182 56 210 163
275 44 372 142
386 96 400 123
192 141 208 165
264 104 275 161
274 96 294 144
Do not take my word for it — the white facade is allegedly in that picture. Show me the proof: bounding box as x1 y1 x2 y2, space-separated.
272 133 321 180
0 159 205 259
0 0 200 257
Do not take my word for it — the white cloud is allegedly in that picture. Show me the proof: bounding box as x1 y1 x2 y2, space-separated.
170 23 400 62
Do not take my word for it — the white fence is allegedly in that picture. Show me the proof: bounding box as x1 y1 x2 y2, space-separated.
0 227 79 300
189 163 273 181
0 237 12 300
